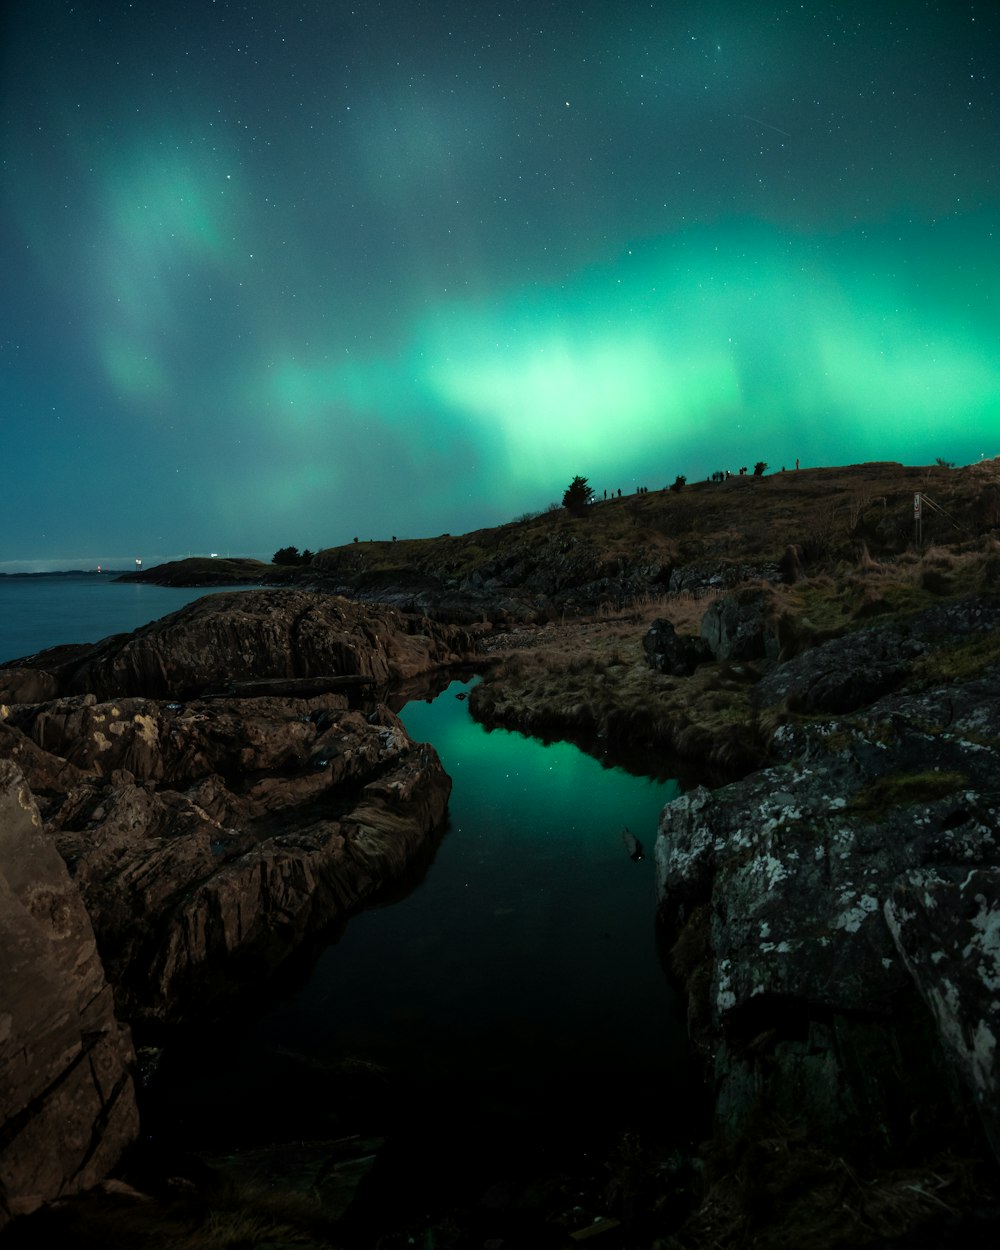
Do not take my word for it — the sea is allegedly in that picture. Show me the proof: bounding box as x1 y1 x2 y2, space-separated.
0 571 250 665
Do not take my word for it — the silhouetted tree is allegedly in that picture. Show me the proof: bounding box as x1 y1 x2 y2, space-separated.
562 475 595 516
670 475 686 493
753 461 768 476
272 546 313 565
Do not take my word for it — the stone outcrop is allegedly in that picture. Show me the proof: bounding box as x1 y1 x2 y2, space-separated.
0 760 138 1227
1 696 451 1027
699 586 788 662
643 618 712 676
752 597 1000 715
0 591 465 1027
656 618 1000 1164
0 588 476 704
667 560 780 596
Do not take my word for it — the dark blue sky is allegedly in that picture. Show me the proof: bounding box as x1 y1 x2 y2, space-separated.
2 1 998 570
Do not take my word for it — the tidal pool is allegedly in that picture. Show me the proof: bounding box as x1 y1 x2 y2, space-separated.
145 678 698 1196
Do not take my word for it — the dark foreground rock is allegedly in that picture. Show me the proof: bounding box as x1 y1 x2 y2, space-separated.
0 761 138 1228
656 654 1000 1175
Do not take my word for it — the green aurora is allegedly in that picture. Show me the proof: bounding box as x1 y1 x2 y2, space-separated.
2 1 998 568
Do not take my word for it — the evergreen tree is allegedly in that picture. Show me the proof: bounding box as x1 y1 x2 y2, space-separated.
561 475 595 516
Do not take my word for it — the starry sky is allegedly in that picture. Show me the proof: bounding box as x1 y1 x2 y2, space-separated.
2 1 998 571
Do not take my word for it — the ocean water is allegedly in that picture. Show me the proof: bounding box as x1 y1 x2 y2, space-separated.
0 573 251 664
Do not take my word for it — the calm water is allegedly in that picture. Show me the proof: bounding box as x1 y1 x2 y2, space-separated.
0 573 253 664
145 679 694 1176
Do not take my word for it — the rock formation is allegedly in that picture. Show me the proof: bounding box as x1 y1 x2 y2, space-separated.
643 617 712 676
0 761 138 1227
656 598 1000 1167
0 589 472 1219
0 591 468 1027
0 588 475 704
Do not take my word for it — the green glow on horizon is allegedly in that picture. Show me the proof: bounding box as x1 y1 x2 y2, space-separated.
424 333 742 485
248 217 1000 496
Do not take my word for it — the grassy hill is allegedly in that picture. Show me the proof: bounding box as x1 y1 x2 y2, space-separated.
311 460 1000 610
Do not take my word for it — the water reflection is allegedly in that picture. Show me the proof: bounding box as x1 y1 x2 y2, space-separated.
257 680 689 1111
145 678 696 1162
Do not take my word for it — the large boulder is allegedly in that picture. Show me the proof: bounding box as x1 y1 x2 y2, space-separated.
0 761 138 1227
752 595 1000 715
656 664 1000 1158
642 618 712 676
699 587 786 662
751 625 920 713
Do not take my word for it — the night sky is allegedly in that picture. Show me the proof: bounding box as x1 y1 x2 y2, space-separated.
2 1 998 571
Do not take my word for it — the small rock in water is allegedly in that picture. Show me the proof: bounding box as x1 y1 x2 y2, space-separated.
621 827 644 862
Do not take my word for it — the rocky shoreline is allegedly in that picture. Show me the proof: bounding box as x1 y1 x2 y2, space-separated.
3 462 1000 1245
0 591 474 1226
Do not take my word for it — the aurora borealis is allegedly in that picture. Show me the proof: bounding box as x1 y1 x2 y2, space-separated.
2 1 998 570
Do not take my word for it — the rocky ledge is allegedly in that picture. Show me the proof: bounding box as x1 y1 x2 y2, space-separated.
655 594 1000 1235
0 590 472 1220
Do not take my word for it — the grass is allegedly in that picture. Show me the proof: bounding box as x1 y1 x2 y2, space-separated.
847 770 970 820
471 605 771 777
467 524 1000 782
307 462 1000 603
911 629 1000 686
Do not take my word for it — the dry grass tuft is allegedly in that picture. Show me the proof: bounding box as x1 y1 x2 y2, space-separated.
666 1117 1000 1250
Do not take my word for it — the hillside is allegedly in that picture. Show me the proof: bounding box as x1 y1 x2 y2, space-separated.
123 461 1000 619
309 459 1000 619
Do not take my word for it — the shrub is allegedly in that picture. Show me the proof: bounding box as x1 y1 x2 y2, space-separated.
753 461 768 476
271 546 313 565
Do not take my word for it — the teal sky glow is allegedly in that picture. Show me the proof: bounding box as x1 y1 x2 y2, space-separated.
2 2 998 570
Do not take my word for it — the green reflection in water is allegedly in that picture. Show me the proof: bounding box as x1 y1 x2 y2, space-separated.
145 678 698 1157
258 679 688 1103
